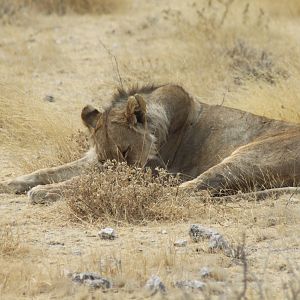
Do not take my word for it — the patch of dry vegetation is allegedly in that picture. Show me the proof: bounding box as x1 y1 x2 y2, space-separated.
0 225 27 257
1 0 300 174
227 40 289 85
65 161 203 224
0 84 89 173
259 0 300 18
0 0 125 18
0 256 72 298
115 0 300 123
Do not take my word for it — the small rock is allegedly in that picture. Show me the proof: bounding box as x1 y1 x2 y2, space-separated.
72 272 112 289
145 275 166 295
44 95 55 102
189 224 218 242
200 267 211 278
174 239 187 247
84 278 112 289
176 280 206 290
209 234 230 251
112 43 119 49
72 272 100 283
48 241 64 246
189 224 232 255
161 230 167 234
98 227 117 240
72 249 82 256
267 217 277 227
63 268 73 278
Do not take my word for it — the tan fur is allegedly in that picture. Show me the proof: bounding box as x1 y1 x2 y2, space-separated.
1 84 300 203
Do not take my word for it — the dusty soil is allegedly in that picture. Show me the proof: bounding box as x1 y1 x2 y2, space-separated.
1 0 300 299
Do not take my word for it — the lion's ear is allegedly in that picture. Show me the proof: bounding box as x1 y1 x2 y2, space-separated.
126 94 147 125
81 105 101 129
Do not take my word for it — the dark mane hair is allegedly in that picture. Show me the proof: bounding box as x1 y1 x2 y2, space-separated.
111 84 165 107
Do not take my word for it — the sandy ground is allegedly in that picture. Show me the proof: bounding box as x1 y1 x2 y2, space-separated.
1 0 300 299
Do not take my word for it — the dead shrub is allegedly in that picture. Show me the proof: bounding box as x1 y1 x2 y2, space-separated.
65 161 200 224
56 129 89 163
29 0 126 15
0 1 19 18
0 226 26 257
228 40 288 85
0 0 126 17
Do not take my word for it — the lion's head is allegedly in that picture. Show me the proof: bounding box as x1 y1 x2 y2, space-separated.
81 94 156 167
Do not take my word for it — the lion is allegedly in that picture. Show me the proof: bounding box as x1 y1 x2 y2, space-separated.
1 84 300 203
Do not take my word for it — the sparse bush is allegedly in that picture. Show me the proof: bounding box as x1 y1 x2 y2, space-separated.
65 161 200 224
0 0 126 17
57 129 90 163
29 0 126 15
227 40 288 85
0 226 25 257
0 85 89 172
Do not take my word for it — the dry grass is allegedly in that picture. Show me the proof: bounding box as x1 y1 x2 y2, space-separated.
259 0 300 18
0 0 126 17
65 161 203 224
0 225 27 257
0 84 89 173
115 0 300 123
0 256 72 298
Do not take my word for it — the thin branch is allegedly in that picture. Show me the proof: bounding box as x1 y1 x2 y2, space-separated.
238 233 248 300
99 39 124 89
219 87 229 106
286 186 298 207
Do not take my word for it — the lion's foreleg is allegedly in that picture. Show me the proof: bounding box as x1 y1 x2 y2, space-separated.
1 150 97 194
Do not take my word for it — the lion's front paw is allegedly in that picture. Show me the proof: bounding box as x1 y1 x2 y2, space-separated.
0 179 36 194
0 181 12 194
28 185 63 204
0 180 26 194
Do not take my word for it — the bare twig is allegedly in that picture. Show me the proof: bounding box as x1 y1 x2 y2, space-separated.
286 186 299 207
219 0 235 27
220 91 226 106
242 3 250 25
99 39 124 89
237 233 248 300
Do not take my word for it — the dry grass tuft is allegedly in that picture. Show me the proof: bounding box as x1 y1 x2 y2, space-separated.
0 226 27 257
121 0 300 123
227 40 288 85
0 0 126 18
0 83 88 173
283 262 300 300
65 161 202 224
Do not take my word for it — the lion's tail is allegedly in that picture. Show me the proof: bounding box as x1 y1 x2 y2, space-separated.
212 187 300 202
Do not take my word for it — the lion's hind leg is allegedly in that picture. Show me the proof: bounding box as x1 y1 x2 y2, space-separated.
180 159 246 196
180 134 300 197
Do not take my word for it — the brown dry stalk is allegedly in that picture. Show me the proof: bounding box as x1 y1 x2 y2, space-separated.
64 161 204 224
